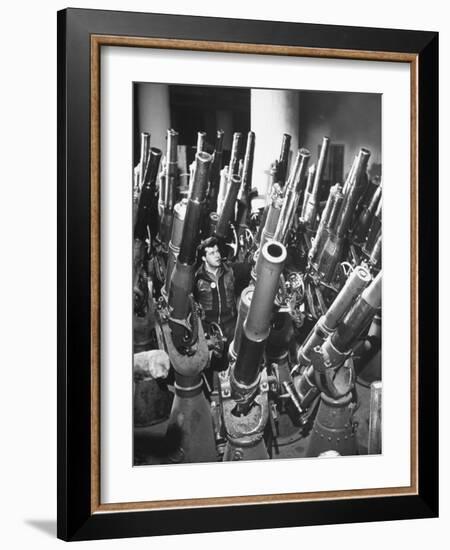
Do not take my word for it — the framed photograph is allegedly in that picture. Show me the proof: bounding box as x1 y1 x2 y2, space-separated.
57 8 438 541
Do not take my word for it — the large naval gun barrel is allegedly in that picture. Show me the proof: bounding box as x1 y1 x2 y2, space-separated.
273 148 311 243
168 152 212 347
231 240 287 402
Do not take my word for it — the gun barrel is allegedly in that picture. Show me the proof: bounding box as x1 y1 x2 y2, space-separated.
207 130 225 213
369 232 382 268
352 183 381 244
229 132 242 178
177 152 212 265
303 137 330 229
165 199 188 295
164 130 179 210
143 147 162 186
300 165 316 219
236 132 256 232
331 271 382 352
336 148 371 236
215 174 241 240
139 132 151 185
364 197 382 255
241 131 255 193
230 286 253 360
233 241 287 388
299 265 371 363
134 147 162 241
167 129 178 165
278 133 291 185
196 131 207 153
274 148 311 242
325 266 372 329
216 166 229 216
260 184 283 248
311 136 330 198
309 183 340 262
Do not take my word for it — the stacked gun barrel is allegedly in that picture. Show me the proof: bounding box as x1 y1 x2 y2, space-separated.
133 127 382 463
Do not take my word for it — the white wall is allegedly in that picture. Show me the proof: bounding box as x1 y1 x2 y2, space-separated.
0 1 446 549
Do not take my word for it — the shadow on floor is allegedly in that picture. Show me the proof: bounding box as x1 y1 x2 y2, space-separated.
25 519 56 538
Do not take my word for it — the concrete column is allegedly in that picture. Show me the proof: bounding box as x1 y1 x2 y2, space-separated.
251 89 299 198
136 83 171 152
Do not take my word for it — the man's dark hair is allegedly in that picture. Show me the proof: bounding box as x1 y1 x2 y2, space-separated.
197 236 219 259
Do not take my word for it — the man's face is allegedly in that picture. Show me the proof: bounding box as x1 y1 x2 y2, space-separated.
203 244 222 269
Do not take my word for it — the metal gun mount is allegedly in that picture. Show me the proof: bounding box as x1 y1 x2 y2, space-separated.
218 369 270 460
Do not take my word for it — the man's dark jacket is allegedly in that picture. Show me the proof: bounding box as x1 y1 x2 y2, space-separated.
194 262 236 340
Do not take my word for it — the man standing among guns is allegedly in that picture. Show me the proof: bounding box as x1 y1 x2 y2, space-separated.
194 236 251 385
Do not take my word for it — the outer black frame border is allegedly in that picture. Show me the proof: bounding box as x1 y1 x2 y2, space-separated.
57 7 439 541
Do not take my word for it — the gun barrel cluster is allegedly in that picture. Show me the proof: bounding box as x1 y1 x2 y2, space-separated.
132 106 383 465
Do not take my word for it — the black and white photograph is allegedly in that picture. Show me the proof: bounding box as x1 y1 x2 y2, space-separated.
131 83 382 465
